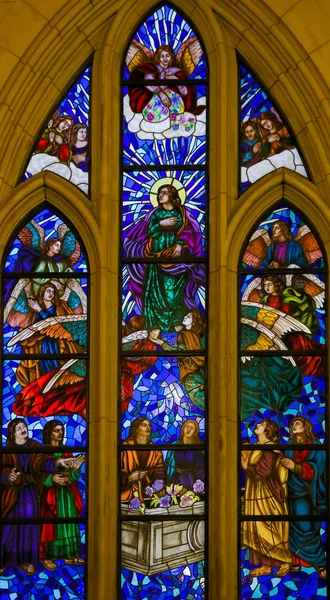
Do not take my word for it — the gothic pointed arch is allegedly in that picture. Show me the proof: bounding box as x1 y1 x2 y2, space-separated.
120 4 208 598
1 204 89 596
239 202 327 596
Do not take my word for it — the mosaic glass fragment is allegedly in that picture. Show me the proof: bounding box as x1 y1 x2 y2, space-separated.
121 356 205 444
240 62 307 193
22 66 91 196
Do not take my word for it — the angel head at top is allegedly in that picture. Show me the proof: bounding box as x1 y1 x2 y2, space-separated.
124 37 206 140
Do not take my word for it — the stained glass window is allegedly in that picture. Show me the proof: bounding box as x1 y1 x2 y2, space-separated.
240 205 327 597
22 65 91 196
240 62 308 194
1 208 88 599
121 5 207 598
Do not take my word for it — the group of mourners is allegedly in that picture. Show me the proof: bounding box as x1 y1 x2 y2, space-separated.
242 417 327 579
1 418 85 576
241 111 295 168
121 418 204 503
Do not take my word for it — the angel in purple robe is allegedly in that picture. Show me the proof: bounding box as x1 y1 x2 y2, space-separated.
124 183 205 332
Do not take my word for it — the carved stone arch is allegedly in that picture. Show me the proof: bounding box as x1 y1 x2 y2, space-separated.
0 175 100 269
211 2 330 195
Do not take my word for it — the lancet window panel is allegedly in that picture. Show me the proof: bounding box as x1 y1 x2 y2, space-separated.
1 207 88 600
120 5 207 599
239 204 328 598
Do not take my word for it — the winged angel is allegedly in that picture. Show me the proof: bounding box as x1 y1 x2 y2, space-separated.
240 221 324 417
124 38 206 139
4 220 87 419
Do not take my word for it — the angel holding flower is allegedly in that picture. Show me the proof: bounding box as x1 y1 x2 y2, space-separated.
125 39 205 138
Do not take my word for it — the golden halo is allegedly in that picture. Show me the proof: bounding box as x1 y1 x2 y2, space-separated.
150 177 186 207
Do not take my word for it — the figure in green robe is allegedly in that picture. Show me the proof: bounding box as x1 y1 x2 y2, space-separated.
124 184 204 333
40 421 85 570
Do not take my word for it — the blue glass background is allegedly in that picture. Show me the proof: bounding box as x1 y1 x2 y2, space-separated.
122 169 206 255
2 360 87 447
240 523 327 599
121 356 205 444
0 524 85 599
241 205 325 269
121 560 205 600
123 85 206 166
240 370 326 444
5 208 88 273
123 5 207 80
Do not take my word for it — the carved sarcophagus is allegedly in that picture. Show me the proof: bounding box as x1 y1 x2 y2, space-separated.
121 502 205 575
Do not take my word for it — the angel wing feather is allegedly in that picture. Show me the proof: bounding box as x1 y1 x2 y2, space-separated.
4 279 31 323
176 36 203 76
241 301 311 338
18 219 44 251
242 229 272 268
43 358 86 393
241 318 296 365
56 224 81 266
7 314 87 347
242 277 262 302
295 225 323 265
126 40 154 73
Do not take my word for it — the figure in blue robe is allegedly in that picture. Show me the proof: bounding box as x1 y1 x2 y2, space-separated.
284 418 326 575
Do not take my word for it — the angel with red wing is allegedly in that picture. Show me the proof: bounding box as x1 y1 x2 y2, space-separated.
125 38 205 139
243 219 322 269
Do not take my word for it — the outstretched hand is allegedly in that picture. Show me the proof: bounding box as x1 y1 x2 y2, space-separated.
149 328 163 345
27 298 42 313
